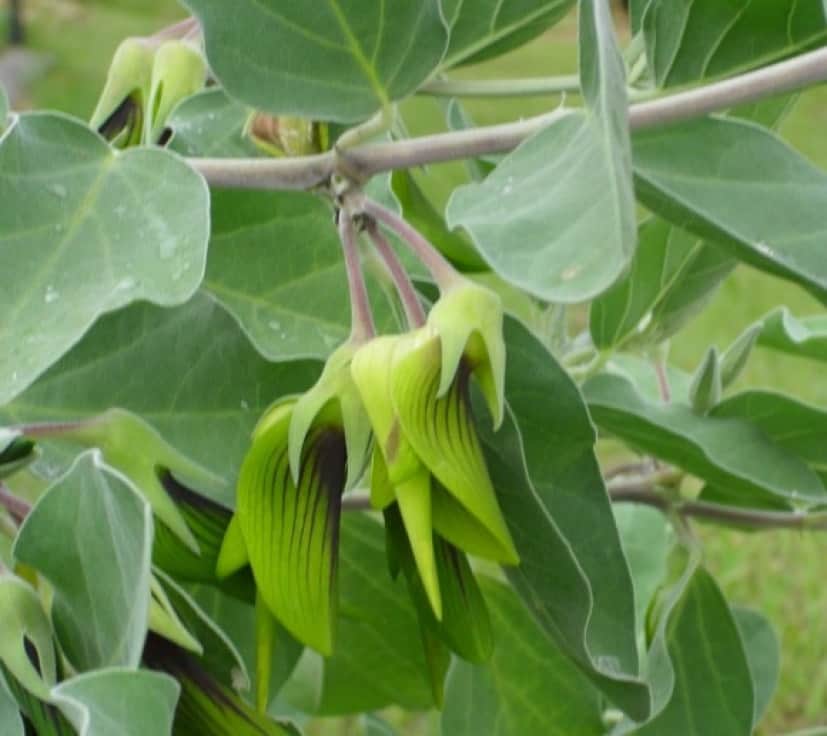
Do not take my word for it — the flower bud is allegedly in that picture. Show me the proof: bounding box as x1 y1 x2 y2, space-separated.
90 38 155 147
145 40 207 144
246 113 328 157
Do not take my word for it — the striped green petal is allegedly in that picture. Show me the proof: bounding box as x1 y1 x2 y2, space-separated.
143 634 299 736
396 469 441 619
215 513 249 580
427 279 506 428
369 447 395 511
385 507 493 664
237 404 346 656
350 336 422 486
64 409 232 555
390 331 518 565
153 470 236 586
289 342 371 492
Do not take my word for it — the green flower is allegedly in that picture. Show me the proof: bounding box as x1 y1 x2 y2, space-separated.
350 284 517 618
217 399 347 658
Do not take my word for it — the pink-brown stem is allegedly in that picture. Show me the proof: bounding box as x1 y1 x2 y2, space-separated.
337 211 376 342
362 198 458 291
365 222 426 328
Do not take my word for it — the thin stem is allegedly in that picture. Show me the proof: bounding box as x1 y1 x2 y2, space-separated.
362 198 458 290
337 211 375 342
610 484 827 531
654 359 671 403
189 46 827 191
0 482 30 523
365 222 426 328
12 420 86 438
604 460 655 481
153 16 200 40
419 75 580 98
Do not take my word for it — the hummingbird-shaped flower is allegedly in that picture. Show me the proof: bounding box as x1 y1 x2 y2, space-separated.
351 277 518 620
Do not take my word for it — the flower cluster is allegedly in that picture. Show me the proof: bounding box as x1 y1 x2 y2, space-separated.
216 204 517 703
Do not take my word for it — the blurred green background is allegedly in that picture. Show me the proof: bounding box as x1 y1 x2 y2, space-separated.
1 0 826 733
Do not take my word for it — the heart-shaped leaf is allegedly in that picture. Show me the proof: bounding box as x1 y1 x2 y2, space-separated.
0 113 209 405
182 0 448 123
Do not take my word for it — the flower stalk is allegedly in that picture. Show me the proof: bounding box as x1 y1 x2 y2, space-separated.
337 209 375 343
365 221 426 328
362 198 459 290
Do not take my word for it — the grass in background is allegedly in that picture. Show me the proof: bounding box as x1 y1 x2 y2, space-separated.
5 1 827 732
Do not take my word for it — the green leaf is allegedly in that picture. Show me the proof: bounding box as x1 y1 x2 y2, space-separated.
0 672 24 736
590 217 736 349
633 117 827 303
733 607 780 727
447 0 635 302
283 514 439 715
182 0 448 123
634 568 754 736
168 89 259 158
642 0 827 88
1 294 319 490
758 307 827 363
0 112 209 405
204 190 398 362
441 578 604 736
13 451 153 671
584 372 826 506
483 318 648 718
712 390 827 483
441 0 574 68
720 323 762 389
51 668 180 736
613 504 671 640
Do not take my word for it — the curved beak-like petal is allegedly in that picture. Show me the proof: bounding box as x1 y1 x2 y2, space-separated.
390 330 518 566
